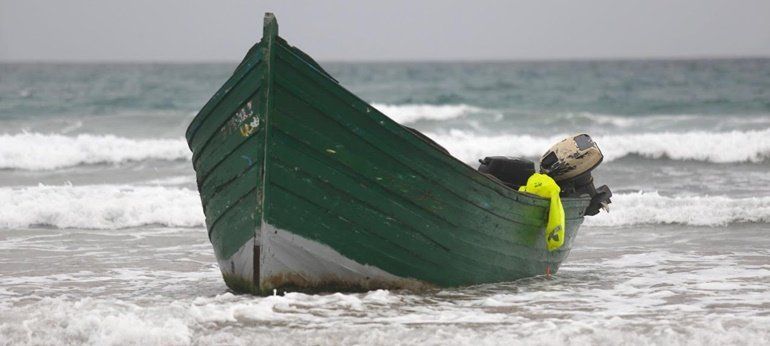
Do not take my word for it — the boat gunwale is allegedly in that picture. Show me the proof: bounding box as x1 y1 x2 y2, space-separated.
191 80 264 165
186 47 265 148
270 42 590 211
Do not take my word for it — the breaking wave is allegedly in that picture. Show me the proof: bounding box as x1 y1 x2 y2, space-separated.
371 103 484 123
4 123 769 172
585 191 770 227
427 128 770 163
1 185 767 230
0 133 189 170
0 184 203 229
552 112 770 128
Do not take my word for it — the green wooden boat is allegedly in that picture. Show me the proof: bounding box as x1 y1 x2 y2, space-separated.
186 13 591 295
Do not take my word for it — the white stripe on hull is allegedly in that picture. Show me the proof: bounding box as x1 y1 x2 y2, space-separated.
259 223 428 292
216 236 255 284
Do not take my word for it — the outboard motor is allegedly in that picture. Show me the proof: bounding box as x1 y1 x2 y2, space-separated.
540 134 612 216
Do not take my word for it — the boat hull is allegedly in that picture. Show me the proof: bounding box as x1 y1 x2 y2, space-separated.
186 13 591 295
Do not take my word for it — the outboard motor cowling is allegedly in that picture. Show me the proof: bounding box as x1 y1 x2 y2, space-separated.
540 134 603 182
540 134 612 216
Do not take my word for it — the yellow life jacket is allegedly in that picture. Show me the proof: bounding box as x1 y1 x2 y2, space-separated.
519 173 565 251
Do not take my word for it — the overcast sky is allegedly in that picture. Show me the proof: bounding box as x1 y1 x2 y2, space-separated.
1 0 769 62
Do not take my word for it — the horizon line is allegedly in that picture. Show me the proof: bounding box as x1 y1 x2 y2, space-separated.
2 54 770 65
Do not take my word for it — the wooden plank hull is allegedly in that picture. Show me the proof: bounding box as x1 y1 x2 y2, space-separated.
186 14 590 295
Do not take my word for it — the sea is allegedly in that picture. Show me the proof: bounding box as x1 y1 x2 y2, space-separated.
1 59 768 345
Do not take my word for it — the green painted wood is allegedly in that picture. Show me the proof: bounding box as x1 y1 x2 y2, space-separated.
203 164 260 225
208 189 258 259
197 131 262 205
187 50 264 151
189 67 264 163
267 182 442 278
186 13 591 294
269 81 546 227
266 99 554 264
266 138 542 285
186 31 267 263
192 90 261 173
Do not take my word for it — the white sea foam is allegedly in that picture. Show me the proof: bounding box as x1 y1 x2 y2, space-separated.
371 103 483 123
427 128 770 163
0 184 203 229
1 288 768 346
2 235 767 346
585 191 770 227
0 132 189 170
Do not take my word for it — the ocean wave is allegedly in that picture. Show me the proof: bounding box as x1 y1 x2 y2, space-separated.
427 129 770 163
585 191 770 227
0 184 203 229
372 106 770 129
2 185 767 230
4 122 768 172
553 112 770 128
0 133 190 170
560 112 639 127
371 103 484 123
